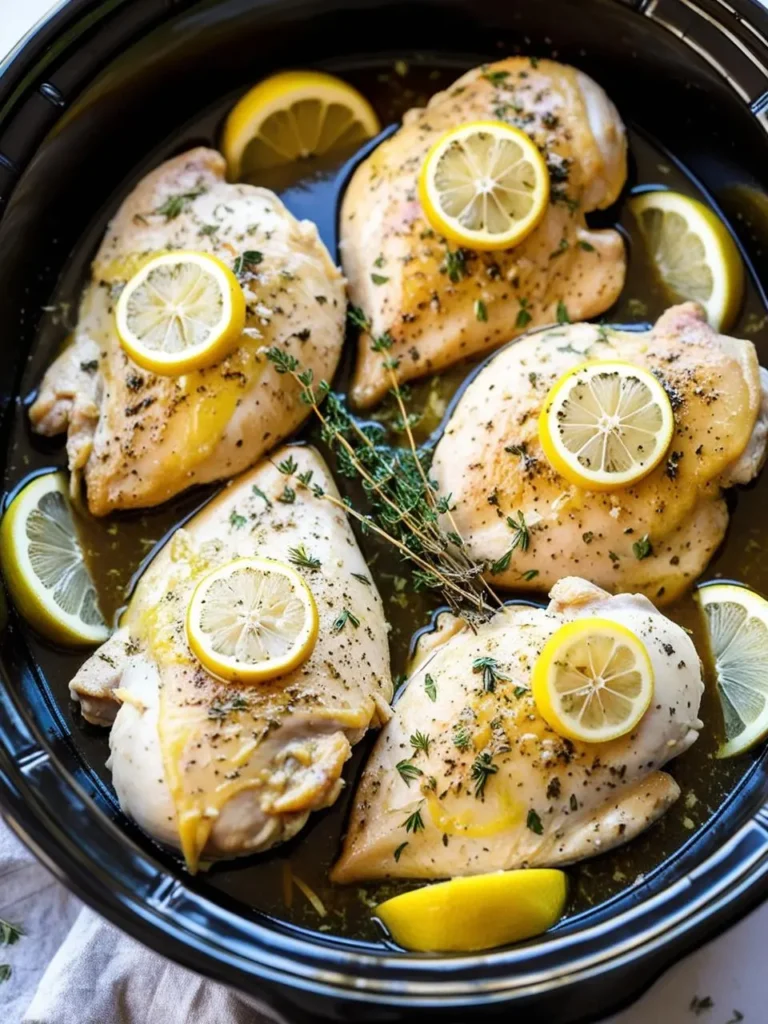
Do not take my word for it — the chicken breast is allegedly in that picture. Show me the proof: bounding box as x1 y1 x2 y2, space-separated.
69 445 393 871
30 148 346 516
341 58 627 408
332 577 703 883
431 303 768 604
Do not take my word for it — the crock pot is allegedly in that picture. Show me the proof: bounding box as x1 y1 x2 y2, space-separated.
3 2 768 1021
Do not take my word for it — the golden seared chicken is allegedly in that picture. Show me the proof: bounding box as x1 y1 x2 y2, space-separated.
341 58 627 408
30 148 345 515
431 303 768 604
69 446 392 871
332 578 702 883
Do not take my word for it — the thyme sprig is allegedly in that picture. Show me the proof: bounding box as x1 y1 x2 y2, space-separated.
265 316 501 622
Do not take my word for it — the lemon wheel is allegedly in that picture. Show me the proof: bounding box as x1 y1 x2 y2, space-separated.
186 556 318 683
532 617 654 744
222 70 380 180
115 251 246 376
630 190 744 332
0 472 109 646
376 869 566 952
418 120 550 251
697 582 768 758
539 360 675 491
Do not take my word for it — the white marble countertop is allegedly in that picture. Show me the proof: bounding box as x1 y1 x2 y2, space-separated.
0 3 765 1022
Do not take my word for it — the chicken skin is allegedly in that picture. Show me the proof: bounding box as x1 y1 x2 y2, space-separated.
332 578 703 883
69 446 392 871
341 58 627 408
431 303 768 604
30 148 346 516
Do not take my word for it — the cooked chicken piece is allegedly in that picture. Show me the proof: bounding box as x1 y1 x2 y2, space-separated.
30 148 345 516
431 303 768 605
69 446 392 871
341 58 627 408
332 577 703 883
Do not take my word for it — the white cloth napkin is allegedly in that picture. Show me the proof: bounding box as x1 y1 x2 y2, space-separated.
0 817 283 1024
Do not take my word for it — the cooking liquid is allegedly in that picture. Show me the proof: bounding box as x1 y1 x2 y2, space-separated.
4 58 768 943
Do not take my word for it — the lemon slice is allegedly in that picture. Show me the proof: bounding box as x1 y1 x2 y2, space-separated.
630 190 744 332
417 120 550 251
538 360 674 491
186 556 318 683
532 618 654 744
0 472 109 646
696 582 768 758
222 70 380 180
115 251 246 376
376 869 566 952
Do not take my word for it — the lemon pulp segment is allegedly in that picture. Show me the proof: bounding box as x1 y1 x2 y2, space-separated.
630 190 744 332
0 472 108 645
532 617 654 743
115 251 246 375
538 360 674 491
186 556 318 683
418 120 550 251
697 582 768 758
376 869 566 952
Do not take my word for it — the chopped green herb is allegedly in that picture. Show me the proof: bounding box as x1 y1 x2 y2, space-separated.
347 304 372 331
233 250 264 275
208 695 248 720
582 531 594 544
526 808 544 834
483 70 510 85
424 674 437 701
396 760 423 786
442 248 468 283
351 572 371 586
472 656 509 693
333 608 360 632
453 724 472 751
229 510 247 529
516 298 533 328
288 544 321 570
277 485 296 504
402 806 425 833
490 549 513 575
0 920 23 947
578 239 596 252
556 300 571 324
521 569 539 581
154 186 206 220
410 731 431 755
252 485 272 508
393 841 409 862
371 273 389 286
633 534 653 560
475 298 488 321
277 455 298 475
507 510 531 552
0 965 10 983
513 685 528 698
470 751 498 797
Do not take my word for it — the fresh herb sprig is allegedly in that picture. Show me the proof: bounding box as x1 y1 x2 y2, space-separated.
265 314 500 622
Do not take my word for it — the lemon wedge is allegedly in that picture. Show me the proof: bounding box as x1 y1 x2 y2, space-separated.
418 120 550 251
186 556 318 683
0 472 109 646
222 70 380 180
630 190 744 332
697 582 768 758
532 618 654 744
115 251 246 376
538 360 674 491
376 869 566 952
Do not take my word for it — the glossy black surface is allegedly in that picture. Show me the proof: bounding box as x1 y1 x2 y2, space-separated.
2 1 768 1021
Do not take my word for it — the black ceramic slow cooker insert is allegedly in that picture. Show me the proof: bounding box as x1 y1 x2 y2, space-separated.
2 2 768 1021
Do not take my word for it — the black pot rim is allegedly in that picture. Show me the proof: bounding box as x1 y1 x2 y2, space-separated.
2 0 768 1016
